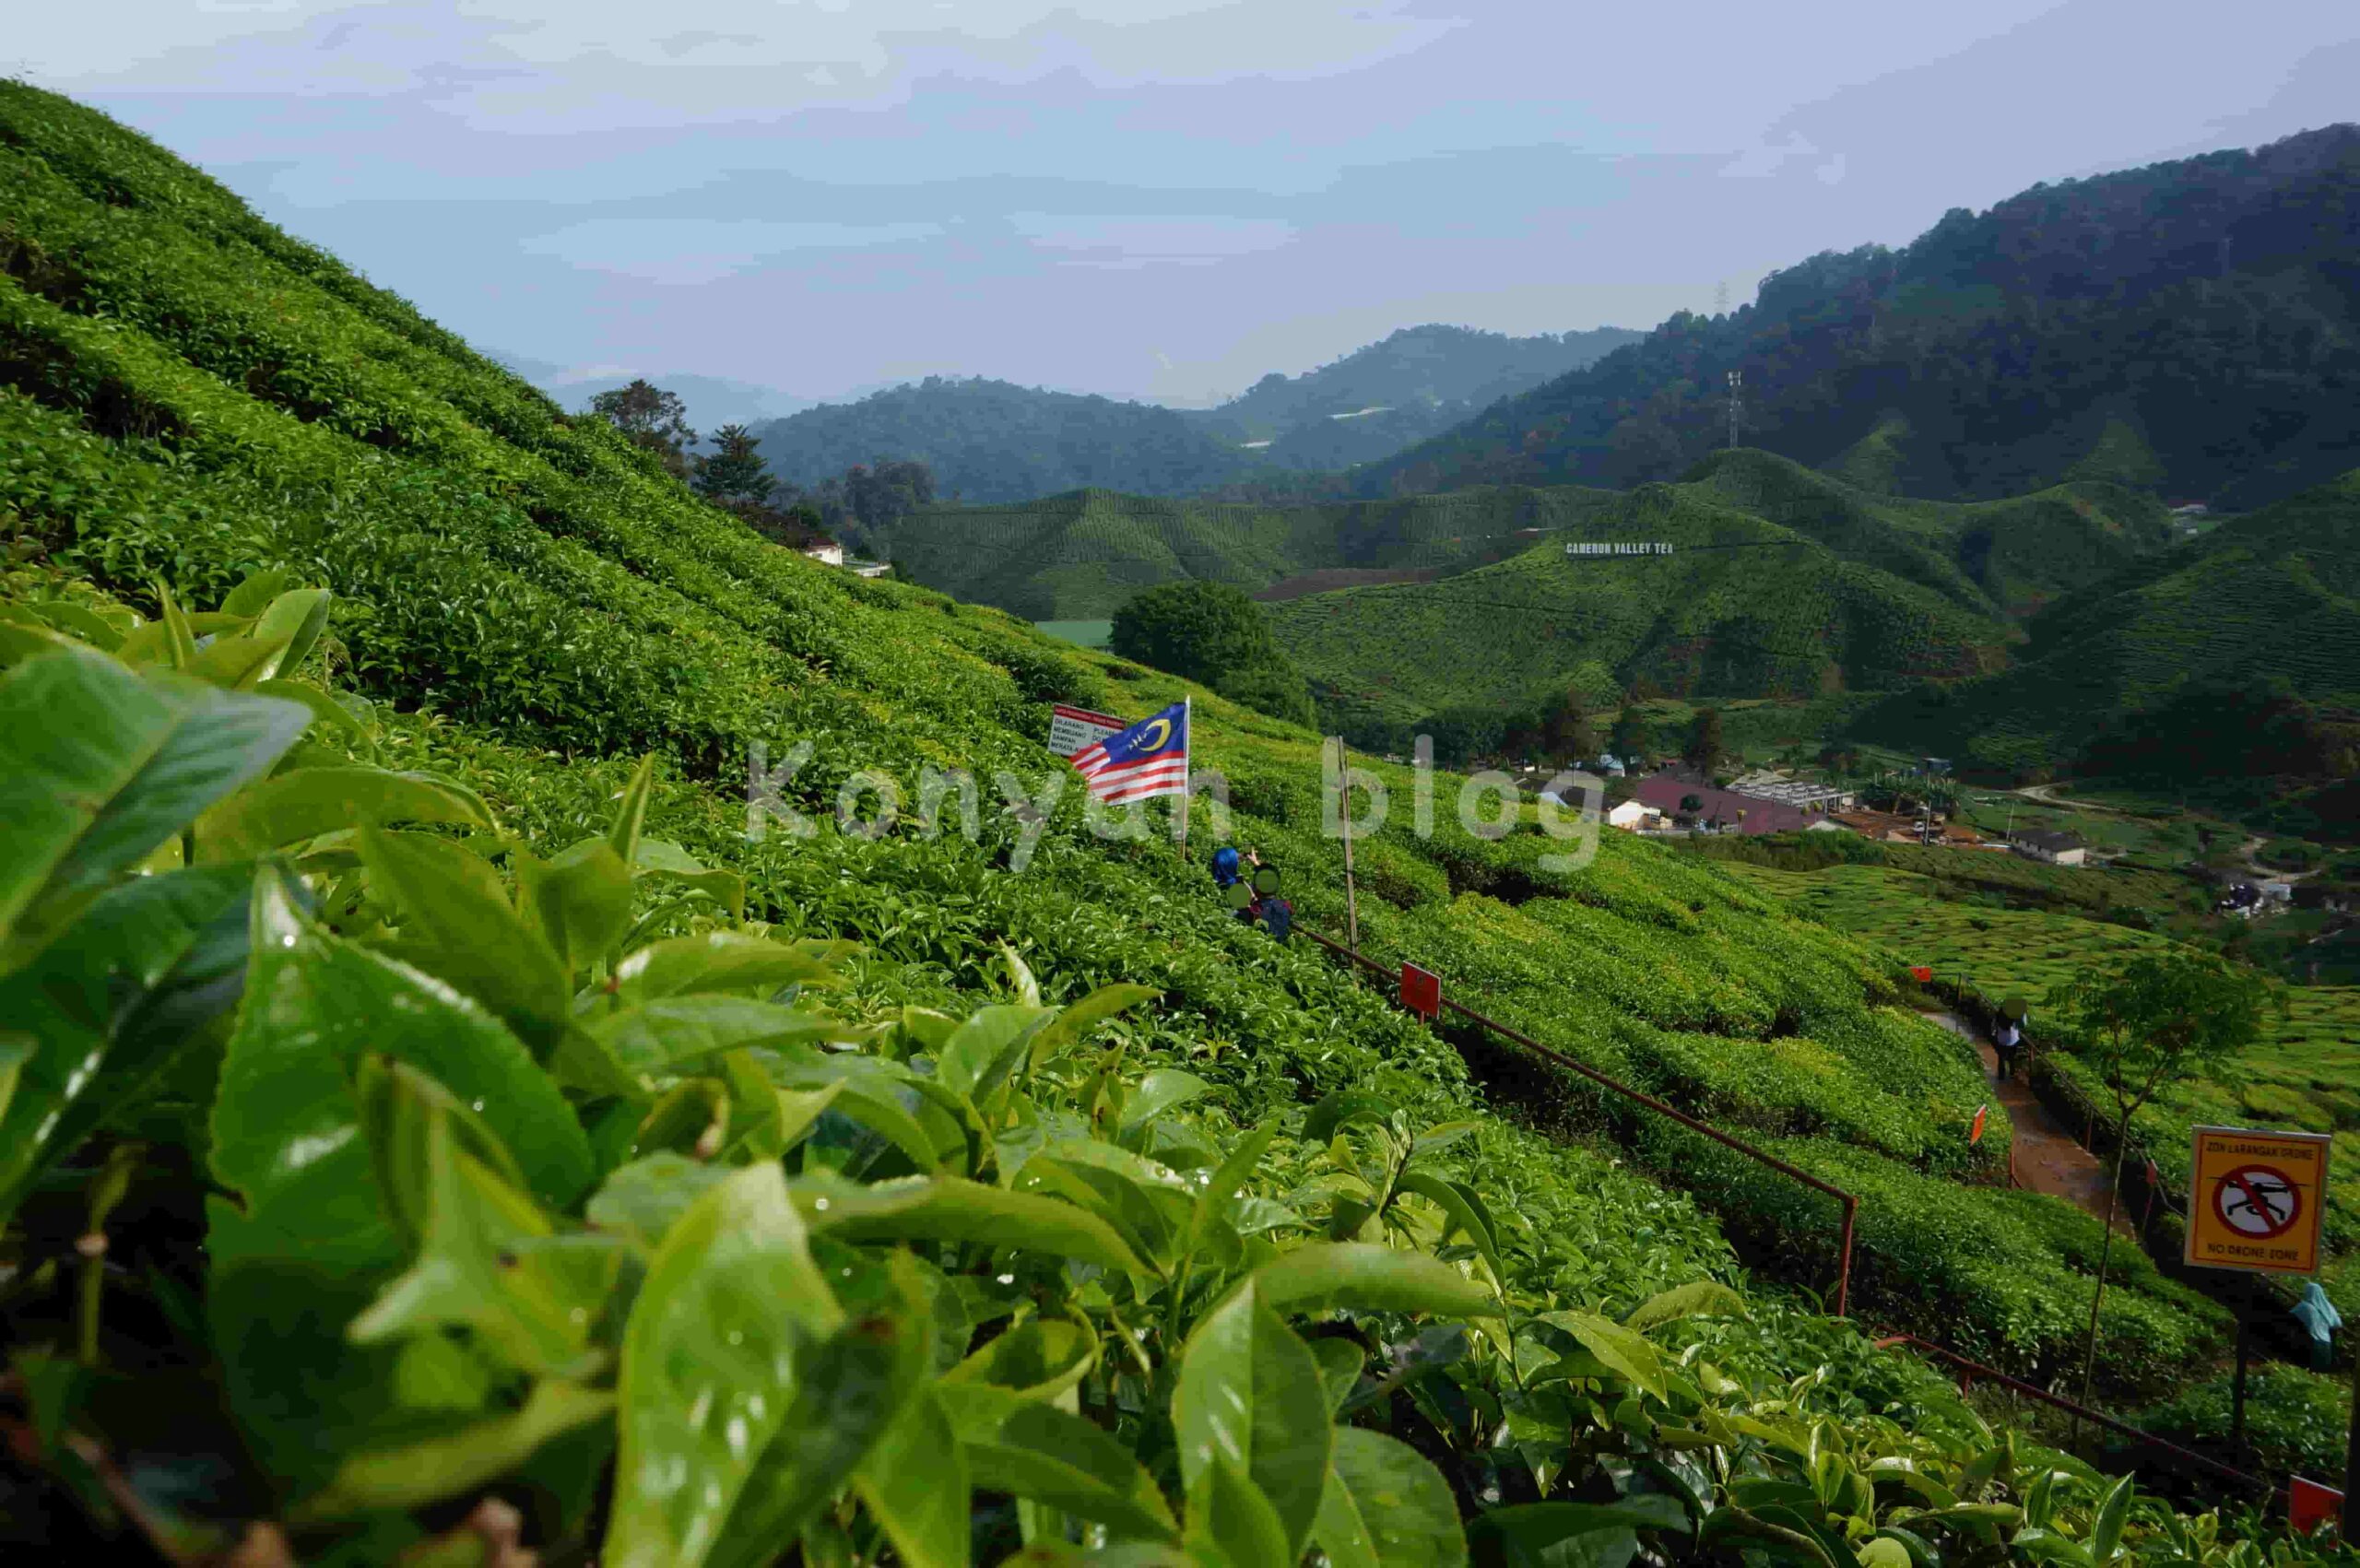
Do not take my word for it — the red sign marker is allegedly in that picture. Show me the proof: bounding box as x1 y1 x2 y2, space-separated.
2290 1478 2342 1537
1400 962 1441 1020
1970 1104 1988 1145
1909 965 1932 984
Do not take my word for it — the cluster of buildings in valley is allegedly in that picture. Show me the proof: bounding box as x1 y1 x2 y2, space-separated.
1570 759 2103 868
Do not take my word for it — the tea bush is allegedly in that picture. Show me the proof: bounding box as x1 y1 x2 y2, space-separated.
0 596 2339 1564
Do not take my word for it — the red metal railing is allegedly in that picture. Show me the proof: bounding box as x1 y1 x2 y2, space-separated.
1292 923 2294 1506
1871 1330 2274 1497
1297 925 1860 1317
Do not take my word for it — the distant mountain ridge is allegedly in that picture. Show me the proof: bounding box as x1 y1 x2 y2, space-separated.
1182 324 1642 471
741 324 1640 502
1357 125 2360 511
746 377 1260 502
488 354 815 435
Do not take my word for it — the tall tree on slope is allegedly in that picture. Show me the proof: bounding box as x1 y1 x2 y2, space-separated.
589 380 696 477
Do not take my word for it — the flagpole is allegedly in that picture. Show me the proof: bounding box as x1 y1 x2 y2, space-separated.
1333 736 1360 952
1177 694 1192 862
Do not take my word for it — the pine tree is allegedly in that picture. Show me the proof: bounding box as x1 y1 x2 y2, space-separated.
1682 707 1725 774
694 424 775 507
1610 702 1651 761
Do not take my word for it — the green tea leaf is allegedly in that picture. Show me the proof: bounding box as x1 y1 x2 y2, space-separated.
220 569 294 619
360 828 569 1051
186 631 293 690
606 1163 848 1568
962 1397 1178 1544
614 931 846 1002
1315 1427 1468 1568
587 1152 731 1252
197 767 492 863
1029 981 1159 1072
211 870 592 1216
349 1106 620 1377
1621 1281 1749 1333
296 1380 614 1520
1534 1312 1668 1404
938 1317 1099 1404
1309 1338 1366 1418
935 1003 1053 1103
1304 1090 1395 1147
0 651 305 949
517 839 635 977
1185 1453 1292 1568
1240 1243 1501 1320
856 1386 971 1568
794 1173 1150 1277
1467 1501 1668 1568
0 863 251 1223
1173 1282 1332 1559
1120 1068 1211 1136
608 754 657 867
251 586 333 676
585 995 841 1077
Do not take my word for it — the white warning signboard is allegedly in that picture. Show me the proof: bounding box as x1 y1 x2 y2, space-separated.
1048 703 1127 759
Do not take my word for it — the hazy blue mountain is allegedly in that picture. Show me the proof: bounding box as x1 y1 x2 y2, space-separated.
1358 126 2360 512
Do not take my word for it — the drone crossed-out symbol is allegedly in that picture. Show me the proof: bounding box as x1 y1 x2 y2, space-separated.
2213 1164 2301 1237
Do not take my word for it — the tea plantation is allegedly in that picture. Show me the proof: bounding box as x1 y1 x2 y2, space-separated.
0 81 2348 1564
1264 451 2177 737
872 483 1622 621
1724 860 2360 1327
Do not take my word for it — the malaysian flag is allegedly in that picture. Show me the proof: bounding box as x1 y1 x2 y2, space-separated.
1068 700 1190 806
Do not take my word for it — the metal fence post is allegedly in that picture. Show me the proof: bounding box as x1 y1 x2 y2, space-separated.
1837 1196 1858 1319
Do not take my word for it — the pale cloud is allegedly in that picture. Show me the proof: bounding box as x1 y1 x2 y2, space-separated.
1007 213 1295 269
12 0 2356 403
523 217 945 284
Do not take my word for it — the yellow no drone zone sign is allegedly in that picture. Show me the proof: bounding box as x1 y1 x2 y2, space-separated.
2182 1125 2331 1275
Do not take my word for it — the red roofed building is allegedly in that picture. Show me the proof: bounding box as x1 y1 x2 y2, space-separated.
1630 773 1823 835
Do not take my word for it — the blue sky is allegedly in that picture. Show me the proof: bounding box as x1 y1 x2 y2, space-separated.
15 2 2357 407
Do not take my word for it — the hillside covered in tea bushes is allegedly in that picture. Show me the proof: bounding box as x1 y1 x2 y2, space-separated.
0 80 2337 1565
1856 469 2360 779
873 483 1620 620
1267 451 2171 744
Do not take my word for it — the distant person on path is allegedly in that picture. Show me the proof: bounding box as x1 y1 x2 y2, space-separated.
1994 1018 2023 1082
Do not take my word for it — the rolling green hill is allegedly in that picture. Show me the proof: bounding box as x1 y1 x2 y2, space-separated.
871 482 1621 619
1858 466 2360 776
1356 126 2360 511
0 79 2323 1562
1268 451 2173 742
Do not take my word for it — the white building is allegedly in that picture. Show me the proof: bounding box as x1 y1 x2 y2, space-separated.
800 541 845 567
2012 830 2087 867
1606 799 1663 831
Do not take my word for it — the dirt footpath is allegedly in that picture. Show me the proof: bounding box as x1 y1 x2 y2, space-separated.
1921 1011 2135 1235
